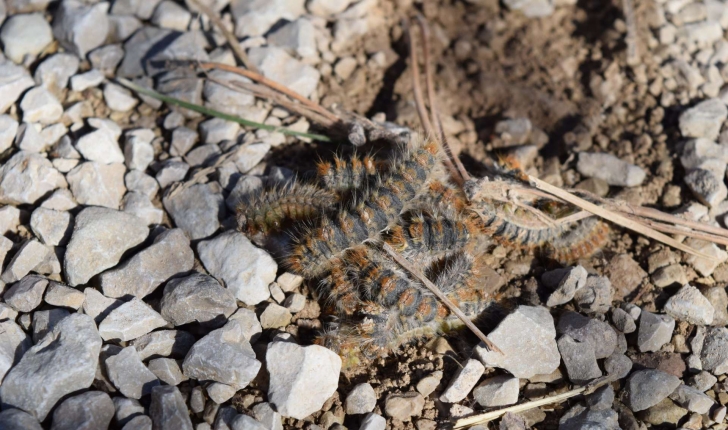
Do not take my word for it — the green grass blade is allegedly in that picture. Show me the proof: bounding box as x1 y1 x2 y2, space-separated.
117 78 332 142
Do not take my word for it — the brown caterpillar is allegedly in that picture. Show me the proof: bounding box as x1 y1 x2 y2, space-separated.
316 154 381 192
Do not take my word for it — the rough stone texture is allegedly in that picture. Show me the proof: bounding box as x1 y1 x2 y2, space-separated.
247 47 320 98
557 311 617 359
0 314 101 420
0 151 67 205
679 98 728 140
160 273 237 327
147 358 187 386
228 308 263 343
34 53 79 93
359 413 386 430
0 320 31 383
124 135 154 171
121 415 152 430
66 162 127 209
638 311 676 352
0 13 52 63
0 115 18 153
545 265 587 306
664 284 715 325
32 308 70 343
704 287 728 326
100 228 193 299
557 335 602 384
106 346 160 398
701 327 728 372
75 128 125 165
559 404 619 430
474 306 560 378
99 298 168 342
472 375 520 407
50 391 114 430
52 0 109 57
132 329 196 361
384 392 425 421
64 207 148 286
345 383 377 415
30 207 72 246
0 409 43 430
20 86 63 124
439 359 485 403
637 398 687 426
416 371 442 397
252 403 282 430
125 170 159 198
104 83 139 112
150 386 193 430
605 254 646 300
0 63 35 114
230 0 305 37
121 192 164 225
202 75 254 118
197 230 276 306
611 307 637 333
182 320 260 389
684 168 727 207
685 238 728 276
266 341 341 420
259 303 292 329
206 382 236 404
163 183 224 240
573 275 614 315
623 369 681 412
686 370 717 392
585 385 614 411
576 152 646 186
669 384 714 414
3 274 48 311
82 288 123 323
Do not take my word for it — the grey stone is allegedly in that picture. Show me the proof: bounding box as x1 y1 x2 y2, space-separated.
199 118 240 145
251 403 282 430
100 228 194 299
20 86 62 124
122 192 164 225
99 298 168 342
266 341 341 419
0 409 43 430
1 239 48 284
52 0 109 58
114 27 181 78
113 397 144 427
225 175 263 211
231 142 270 173
0 205 21 234
40 188 78 211
679 98 728 140
680 138 728 171
472 375 519 407
664 284 715 325
170 126 198 156
637 311 675 352
0 151 67 205
147 357 187 386
206 382 236 404
82 288 122 323
70 69 104 92
202 71 254 118
705 287 728 326
0 115 18 153
230 0 305 37
16 123 45 153
684 168 727 207
122 415 152 430
155 68 204 118
416 371 442 397
440 358 485 403
40 123 67 148
0 63 34 114
163 182 224 240
34 53 79 94
248 47 320 98
267 18 317 59
126 170 159 197
44 281 84 310
190 386 205 413
155 159 190 189
345 383 376 414
132 329 196 360
623 369 681 412
197 230 276 305
151 0 191 31
0 13 52 63
64 207 148 286
104 83 138 112
359 413 386 430
474 306 560 378
545 265 587 306
106 346 160 399
75 128 124 165
89 44 124 77
556 311 617 359
150 386 193 430
684 238 728 277
651 264 687 288
32 308 70 342
686 370 717 391
611 307 636 333
182 320 260 389
3 274 48 311
230 415 267 430
701 327 728 371
577 152 646 187
108 17 143 45
669 384 714 414
585 385 614 411
384 392 425 421
185 144 221 168
559 404 619 430
87 117 122 139
0 314 101 420
50 391 114 430
557 335 602 384
30 208 72 246
66 162 127 209
160 272 236 327
0 320 31 383
228 308 262 343
259 303 292 329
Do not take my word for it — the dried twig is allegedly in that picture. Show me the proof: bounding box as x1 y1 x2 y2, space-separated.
382 243 502 354
187 0 258 73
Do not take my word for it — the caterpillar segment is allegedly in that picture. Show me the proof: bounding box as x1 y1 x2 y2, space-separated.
236 183 337 236
316 154 381 193
543 217 610 263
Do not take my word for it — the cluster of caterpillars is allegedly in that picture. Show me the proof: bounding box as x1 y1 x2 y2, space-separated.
236 138 609 367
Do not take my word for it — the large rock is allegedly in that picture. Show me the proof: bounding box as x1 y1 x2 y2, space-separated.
105 346 160 399
623 369 681 412
150 386 193 430
0 314 101 420
182 320 261 389
100 229 194 299
266 341 341 419
52 0 109 57
197 230 276 306
66 162 127 209
98 298 168 341
50 391 114 430
160 272 237 327
163 183 225 240
474 306 560 378
0 151 67 205
0 13 52 63
132 329 196 361
701 327 728 372
557 311 617 359
679 98 728 140
0 409 43 430
64 207 148 286
557 335 602 385
0 320 31 383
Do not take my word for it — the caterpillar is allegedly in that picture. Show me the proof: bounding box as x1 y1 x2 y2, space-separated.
316 154 381 193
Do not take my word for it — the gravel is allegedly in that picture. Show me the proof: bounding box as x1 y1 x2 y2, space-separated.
576 152 646 187
637 310 675 352
248 47 320 98
230 0 305 37
150 386 193 430
98 298 168 341
75 128 125 164
623 369 681 412
163 182 224 239
472 375 519 407
20 86 63 124
669 384 715 414
384 392 425 421
160 272 237 327
66 161 127 209
345 383 377 414
0 13 52 63
557 335 602 384
544 265 587 306
664 284 715 325
557 311 617 359
0 151 67 205
679 98 728 140
30 207 72 246
0 409 43 430
611 307 637 333
51 391 114 430
148 357 187 386
132 329 196 361
52 0 109 57
0 63 35 113
106 346 160 398
0 320 31 383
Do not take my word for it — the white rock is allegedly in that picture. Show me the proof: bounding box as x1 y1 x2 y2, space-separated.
665 284 715 325
64 207 148 286
125 170 159 198
16 123 46 152
197 230 276 305
33 53 79 94
359 413 386 430
228 308 262 343
66 162 126 209
151 0 191 31
44 281 85 310
472 375 520 407
104 83 138 112
30 207 72 246
0 115 18 153
124 136 154 170
307 0 352 16
0 320 31 384
439 359 485 403
99 298 168 341
230 0 305 37
121 192 164 225
0 13 52 63
70 69 105 92
0 63 35 113
40 189 77 211
205 382 236 404
199 117 240 145
266 341 341 420
267 18 317 59
52 0 110 57
0 241 50 283
0 151 67 205
345 383 376 414
679 98 728 140
20 86 63 124
576 152 646 187
75 128 124 164
106 346 160 398
248 47 320 98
